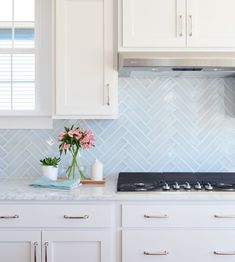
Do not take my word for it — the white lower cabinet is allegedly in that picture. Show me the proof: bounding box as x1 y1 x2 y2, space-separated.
122 204 235 228
0 204 113 228
42 231 111 262
123 230 235 262
0 230 110 262
0 204 113 262
0 231 41 262
122 204 235 262
3 202 235 262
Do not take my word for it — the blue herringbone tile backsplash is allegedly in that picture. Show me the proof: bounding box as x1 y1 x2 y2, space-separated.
1 76 235 178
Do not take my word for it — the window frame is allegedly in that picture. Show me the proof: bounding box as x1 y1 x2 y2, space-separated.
0 0 52 128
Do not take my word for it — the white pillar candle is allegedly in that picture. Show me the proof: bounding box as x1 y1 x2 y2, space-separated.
91 159 103 180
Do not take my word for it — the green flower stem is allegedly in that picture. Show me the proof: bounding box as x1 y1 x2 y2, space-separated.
66 146 85 180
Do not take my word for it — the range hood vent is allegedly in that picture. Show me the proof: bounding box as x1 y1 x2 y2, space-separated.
118 52 235 77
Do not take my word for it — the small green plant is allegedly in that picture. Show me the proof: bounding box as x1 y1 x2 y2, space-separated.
40 157 60 168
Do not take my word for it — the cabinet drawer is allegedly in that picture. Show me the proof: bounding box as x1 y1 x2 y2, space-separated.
123 230 235 262
0 205 113 228
122 204 235 228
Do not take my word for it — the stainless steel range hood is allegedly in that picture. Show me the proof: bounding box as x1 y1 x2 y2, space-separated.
118 52 235 77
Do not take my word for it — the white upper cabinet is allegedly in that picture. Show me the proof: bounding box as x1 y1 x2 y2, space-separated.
121 0 186 48
119 0 235 50
187 0 235 48
56 0 118 119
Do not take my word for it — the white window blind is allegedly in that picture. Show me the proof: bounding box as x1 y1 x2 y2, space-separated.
0 0 36 112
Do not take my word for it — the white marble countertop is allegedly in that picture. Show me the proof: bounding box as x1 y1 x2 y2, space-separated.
1 177 235 202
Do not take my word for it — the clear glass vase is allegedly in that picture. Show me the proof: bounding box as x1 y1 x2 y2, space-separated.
67 150 85 181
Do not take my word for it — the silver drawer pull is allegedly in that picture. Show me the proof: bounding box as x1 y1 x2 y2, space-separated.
214 215 235 218
144 251 168 256
44 242 49 262
179 15 183 37
214 251 235 256
0 215 19 219
64 215 89 219
189 15 193 37
33 242 38 262
106 84 110 106
144 214 168 219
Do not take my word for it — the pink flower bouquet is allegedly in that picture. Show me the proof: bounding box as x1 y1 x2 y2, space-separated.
59 126 95 180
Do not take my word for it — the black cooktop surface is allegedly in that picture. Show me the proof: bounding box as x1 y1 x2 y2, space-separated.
117 172 235 192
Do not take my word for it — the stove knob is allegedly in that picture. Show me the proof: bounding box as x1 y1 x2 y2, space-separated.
183 182 191 190
205 183 213 191
162 183 170 191
173 182 180 190
194 182 202 190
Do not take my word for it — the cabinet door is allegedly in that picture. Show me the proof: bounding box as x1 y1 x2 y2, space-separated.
56 0 117 118
121 0 186 48
187 0 235 47
42 231 111 262
0 231 41 262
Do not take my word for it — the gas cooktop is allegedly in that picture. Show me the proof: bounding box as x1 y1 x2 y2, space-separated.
117 172 235 192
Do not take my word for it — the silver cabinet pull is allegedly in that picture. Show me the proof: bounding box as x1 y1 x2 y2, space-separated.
33 242 38 262
214 215 235 218
189 15 193 36
144 251 168 256
106 84 110 106
64 215 89 219
144 214 168 219
44 242 49 262
179 15 183 37
0 215 19 219
214 251 235 255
